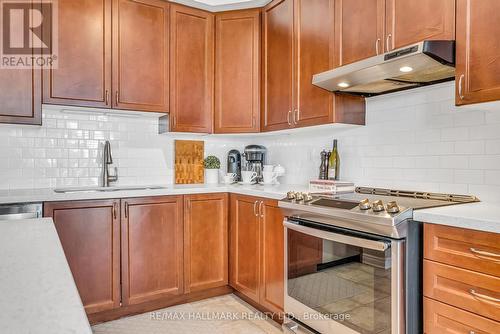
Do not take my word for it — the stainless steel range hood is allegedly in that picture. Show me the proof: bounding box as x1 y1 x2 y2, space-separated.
312 40 455 97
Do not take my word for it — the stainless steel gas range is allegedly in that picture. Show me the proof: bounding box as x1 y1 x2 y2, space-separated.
279 187 478 334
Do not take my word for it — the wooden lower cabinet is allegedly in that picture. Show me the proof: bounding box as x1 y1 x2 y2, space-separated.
230 194 261 303
259 199 285 314
121 196 184 306
184 193 228 293
230 194 285 313
424 298 500 334
424 223 500 332
44 199 121 314
47 194 233 322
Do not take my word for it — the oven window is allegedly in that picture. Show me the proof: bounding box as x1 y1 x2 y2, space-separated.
287 229 392 334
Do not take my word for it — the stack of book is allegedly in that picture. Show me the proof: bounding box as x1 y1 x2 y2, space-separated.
309 179 355 194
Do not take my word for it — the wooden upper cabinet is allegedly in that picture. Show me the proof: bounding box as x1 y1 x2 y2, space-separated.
112 0 169 112
385 0 455 51
121 196 184 306
334 0 385 66
456 0 500 106
259 199 284 314
262 0 294 132
229 194 261 303
294 0 335 128
44 200 121 314
215 10 260 134
184 194 228 293
0 67 41 125
170 4 214 133
43 0 111 108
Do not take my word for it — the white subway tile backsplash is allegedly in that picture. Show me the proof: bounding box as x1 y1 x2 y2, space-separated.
252 83 500 202
1 82 500 202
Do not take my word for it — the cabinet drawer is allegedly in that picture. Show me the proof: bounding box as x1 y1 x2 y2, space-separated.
424 260 500 321
424 298 500 334
424 224 500 277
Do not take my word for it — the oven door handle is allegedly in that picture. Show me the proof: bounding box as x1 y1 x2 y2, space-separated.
284 220 390 252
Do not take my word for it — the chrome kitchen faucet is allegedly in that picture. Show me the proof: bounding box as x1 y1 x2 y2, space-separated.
102 140 118 187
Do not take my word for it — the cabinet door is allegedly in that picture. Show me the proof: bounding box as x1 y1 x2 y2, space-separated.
385 0 455 51
456 0 500 105
170 4 214 133
0 67 41 125
334 0 385 65
229 195 261 303
44 200 120 314
215 10 260 134
112 0 168 112
262 0 294 132
184 193 228 293
43 0 111 108
294 0 334 128
259 200 284 314
121 196 183 306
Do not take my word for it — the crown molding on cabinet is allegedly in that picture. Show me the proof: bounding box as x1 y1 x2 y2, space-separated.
169 0 271 12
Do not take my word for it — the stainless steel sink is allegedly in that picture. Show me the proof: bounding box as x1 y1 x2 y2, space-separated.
53 186 168 194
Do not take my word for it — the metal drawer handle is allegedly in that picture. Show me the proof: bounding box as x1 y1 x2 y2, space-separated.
386 33 392 51
253 201 258 217
470 247 500 260
458 74 465 100
293 109 299 124
375 38 381 55
284 220 390 252
287 110 292 126
469 289 500 304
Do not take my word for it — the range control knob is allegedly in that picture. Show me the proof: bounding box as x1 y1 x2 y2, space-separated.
286 191 296 200
372 200 385 212
359 199 371 210
386 201 400 214
303 193 314 202
295 192 305 201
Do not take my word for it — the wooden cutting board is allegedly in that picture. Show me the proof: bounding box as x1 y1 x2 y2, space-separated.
175 140 204 184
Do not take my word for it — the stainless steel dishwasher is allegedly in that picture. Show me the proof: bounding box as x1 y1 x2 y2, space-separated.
0 203 43 221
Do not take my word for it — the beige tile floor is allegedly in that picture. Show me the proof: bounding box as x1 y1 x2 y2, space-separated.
92 294 283 334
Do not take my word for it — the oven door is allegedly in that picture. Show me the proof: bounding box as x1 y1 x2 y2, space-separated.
284 218 405 334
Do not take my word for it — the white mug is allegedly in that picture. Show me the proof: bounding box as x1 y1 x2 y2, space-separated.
241 171 258 184
222 173 236 184
262 171 278 184
263 165 274 172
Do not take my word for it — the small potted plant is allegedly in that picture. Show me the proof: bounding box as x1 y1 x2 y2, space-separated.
204 155 221 184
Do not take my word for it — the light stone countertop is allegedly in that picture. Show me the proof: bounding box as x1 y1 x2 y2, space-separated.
0 218 92 334
0 183 309 205
0 184 498 233
414 201 500 234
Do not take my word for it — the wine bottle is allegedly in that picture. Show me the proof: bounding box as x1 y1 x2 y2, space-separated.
328 140 340 180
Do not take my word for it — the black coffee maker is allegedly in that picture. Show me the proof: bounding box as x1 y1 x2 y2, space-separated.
227 150 242 182
242 145 267 182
